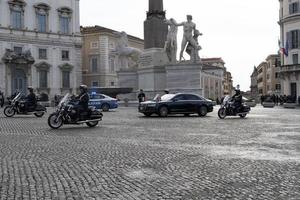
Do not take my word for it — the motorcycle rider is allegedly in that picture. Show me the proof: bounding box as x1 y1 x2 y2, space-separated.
0 89 4 107
231 85 242 113
74 85 90 121
25 87 37 112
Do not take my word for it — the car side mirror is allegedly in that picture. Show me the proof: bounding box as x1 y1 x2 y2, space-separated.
173 99 178 102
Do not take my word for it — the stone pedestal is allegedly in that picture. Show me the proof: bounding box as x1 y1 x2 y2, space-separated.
166 63 203 95
117 48 203 100
138 48 169 68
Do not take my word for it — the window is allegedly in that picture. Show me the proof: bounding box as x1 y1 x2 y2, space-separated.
173 95 185 101
11 10 22 29
91 58 98 73
276 84 281 90
185 94 201 100
90 42 98 49
60 16 70 34
289 2 299 14
58 7 72 34
62 71 70 88
287 30 300 50
39 70 48 88
92 81 98 87
267 74 270 80
62 50 69 60
34 4 50 33
109 59 115 73
111 82 115 86
275 72 279 78
293 54 298 64
39 49 47 59
14 46 22 54
37 13 47 32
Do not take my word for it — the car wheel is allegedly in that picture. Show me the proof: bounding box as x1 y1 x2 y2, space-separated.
239 114 247 118
198 106 208 117
158 106 168 117
101 104 110 112
144 113 152 117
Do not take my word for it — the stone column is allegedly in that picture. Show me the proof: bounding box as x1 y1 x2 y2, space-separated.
144 0 168 49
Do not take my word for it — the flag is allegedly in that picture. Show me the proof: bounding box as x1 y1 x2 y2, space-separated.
278 38 288 57
284 38 289 57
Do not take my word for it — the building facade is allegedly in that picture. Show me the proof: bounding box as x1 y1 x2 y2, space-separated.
81 26 144 88
201 58 233 100
0 0 82 98
279 0 300 102
250 66 258 99
255 54 281 96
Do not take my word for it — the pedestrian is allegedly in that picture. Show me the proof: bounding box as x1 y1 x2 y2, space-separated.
138 89 146 103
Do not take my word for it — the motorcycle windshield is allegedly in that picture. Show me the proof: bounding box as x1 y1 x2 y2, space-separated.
58 93 70 107
12 93 21 101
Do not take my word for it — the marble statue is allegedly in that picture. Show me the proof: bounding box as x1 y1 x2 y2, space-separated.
185 29 202 63
177 15 202 62
112 31 142 69
163 18 178 63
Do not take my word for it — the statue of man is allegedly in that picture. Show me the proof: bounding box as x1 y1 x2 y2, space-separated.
177 15 201 61
164 18 178 63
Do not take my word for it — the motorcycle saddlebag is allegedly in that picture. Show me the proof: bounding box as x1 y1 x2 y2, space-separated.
36 104 46 111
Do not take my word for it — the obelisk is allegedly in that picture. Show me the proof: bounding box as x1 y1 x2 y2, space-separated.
144 0 168 49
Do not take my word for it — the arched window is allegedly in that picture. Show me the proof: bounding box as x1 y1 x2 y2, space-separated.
8 0 26 29
58 7 72 34
34 3 50 32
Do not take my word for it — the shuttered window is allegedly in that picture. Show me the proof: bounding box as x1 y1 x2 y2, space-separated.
289 2 299 14
287 30 300 49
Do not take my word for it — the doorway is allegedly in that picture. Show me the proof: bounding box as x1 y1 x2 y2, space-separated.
290 83 297 102
12 68 27 95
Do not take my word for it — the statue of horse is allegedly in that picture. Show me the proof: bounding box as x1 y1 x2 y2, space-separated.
113 31 142 68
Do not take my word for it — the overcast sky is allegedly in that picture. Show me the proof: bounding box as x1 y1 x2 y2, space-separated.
80 0 279 91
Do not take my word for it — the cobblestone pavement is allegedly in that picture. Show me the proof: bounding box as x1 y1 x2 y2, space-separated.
0 106 299 200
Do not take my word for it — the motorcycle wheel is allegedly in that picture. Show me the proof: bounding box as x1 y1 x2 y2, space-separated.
239 114 247 118
34 112 44 118
4 106 15 117
48 113 63 129
86 121 99 127
218 108 226 119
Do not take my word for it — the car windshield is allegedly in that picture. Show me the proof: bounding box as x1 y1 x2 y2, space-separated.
161 94 176 101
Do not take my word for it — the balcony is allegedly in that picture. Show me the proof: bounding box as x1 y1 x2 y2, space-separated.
280 64 300 73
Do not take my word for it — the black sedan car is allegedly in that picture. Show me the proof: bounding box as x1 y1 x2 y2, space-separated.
139 93 214 117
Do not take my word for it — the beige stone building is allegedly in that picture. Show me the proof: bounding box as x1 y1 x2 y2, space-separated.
279 0 300 103
256 54 281 96
250 66 258 99
201 58 233 100
81 26 144 88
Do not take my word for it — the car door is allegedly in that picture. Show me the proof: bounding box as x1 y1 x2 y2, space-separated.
169 94 187 113
185 94 200 113
89 94 102 109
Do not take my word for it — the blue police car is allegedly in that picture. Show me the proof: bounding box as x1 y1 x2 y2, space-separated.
89 93 118 112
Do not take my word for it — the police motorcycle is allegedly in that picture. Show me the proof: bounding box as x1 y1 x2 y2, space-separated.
48 93 103 129
0 91 4 107
3 93 46 117
218 96 251 119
